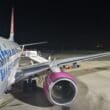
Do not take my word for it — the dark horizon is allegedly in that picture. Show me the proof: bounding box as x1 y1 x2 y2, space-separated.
0 0 109 50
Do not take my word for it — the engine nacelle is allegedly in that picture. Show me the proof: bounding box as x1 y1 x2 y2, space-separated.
43 72 78 106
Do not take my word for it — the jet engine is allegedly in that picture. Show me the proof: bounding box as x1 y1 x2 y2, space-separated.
43 72 78 106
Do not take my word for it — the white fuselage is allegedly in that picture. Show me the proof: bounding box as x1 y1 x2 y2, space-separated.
0 37 21 94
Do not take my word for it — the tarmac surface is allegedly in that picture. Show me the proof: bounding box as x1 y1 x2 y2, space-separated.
1 57 110 110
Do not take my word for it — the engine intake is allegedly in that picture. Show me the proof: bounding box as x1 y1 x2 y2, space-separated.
43 72 78 106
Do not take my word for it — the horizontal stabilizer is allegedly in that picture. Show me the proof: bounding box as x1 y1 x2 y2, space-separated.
20 41 48 47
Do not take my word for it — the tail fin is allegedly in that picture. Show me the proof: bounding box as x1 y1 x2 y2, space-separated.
9 8 14 41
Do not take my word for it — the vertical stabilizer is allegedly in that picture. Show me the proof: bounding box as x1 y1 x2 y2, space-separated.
9 8 14 41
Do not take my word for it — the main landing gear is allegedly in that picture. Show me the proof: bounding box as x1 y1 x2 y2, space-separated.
23 77 37 92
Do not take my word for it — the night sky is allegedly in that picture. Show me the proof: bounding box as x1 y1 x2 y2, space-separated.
0 0 109 50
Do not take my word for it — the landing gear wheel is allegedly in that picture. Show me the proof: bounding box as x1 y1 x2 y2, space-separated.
23 79 37 92
32 80 37 91
23 80 28 92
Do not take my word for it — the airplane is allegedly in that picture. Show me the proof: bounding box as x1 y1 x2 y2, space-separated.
1 7 110 107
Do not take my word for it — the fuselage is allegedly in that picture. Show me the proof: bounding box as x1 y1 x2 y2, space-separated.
0 37 21 94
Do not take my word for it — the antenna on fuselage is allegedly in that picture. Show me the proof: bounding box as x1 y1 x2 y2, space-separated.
9 8 14 41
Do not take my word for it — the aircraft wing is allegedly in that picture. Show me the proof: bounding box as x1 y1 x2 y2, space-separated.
50 52 110 67
15 62 49 82
15 52 110 82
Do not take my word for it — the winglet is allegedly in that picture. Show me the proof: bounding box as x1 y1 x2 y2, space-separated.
9 8 14 41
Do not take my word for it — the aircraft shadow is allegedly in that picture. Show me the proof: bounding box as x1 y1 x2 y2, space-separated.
11 85 53 107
